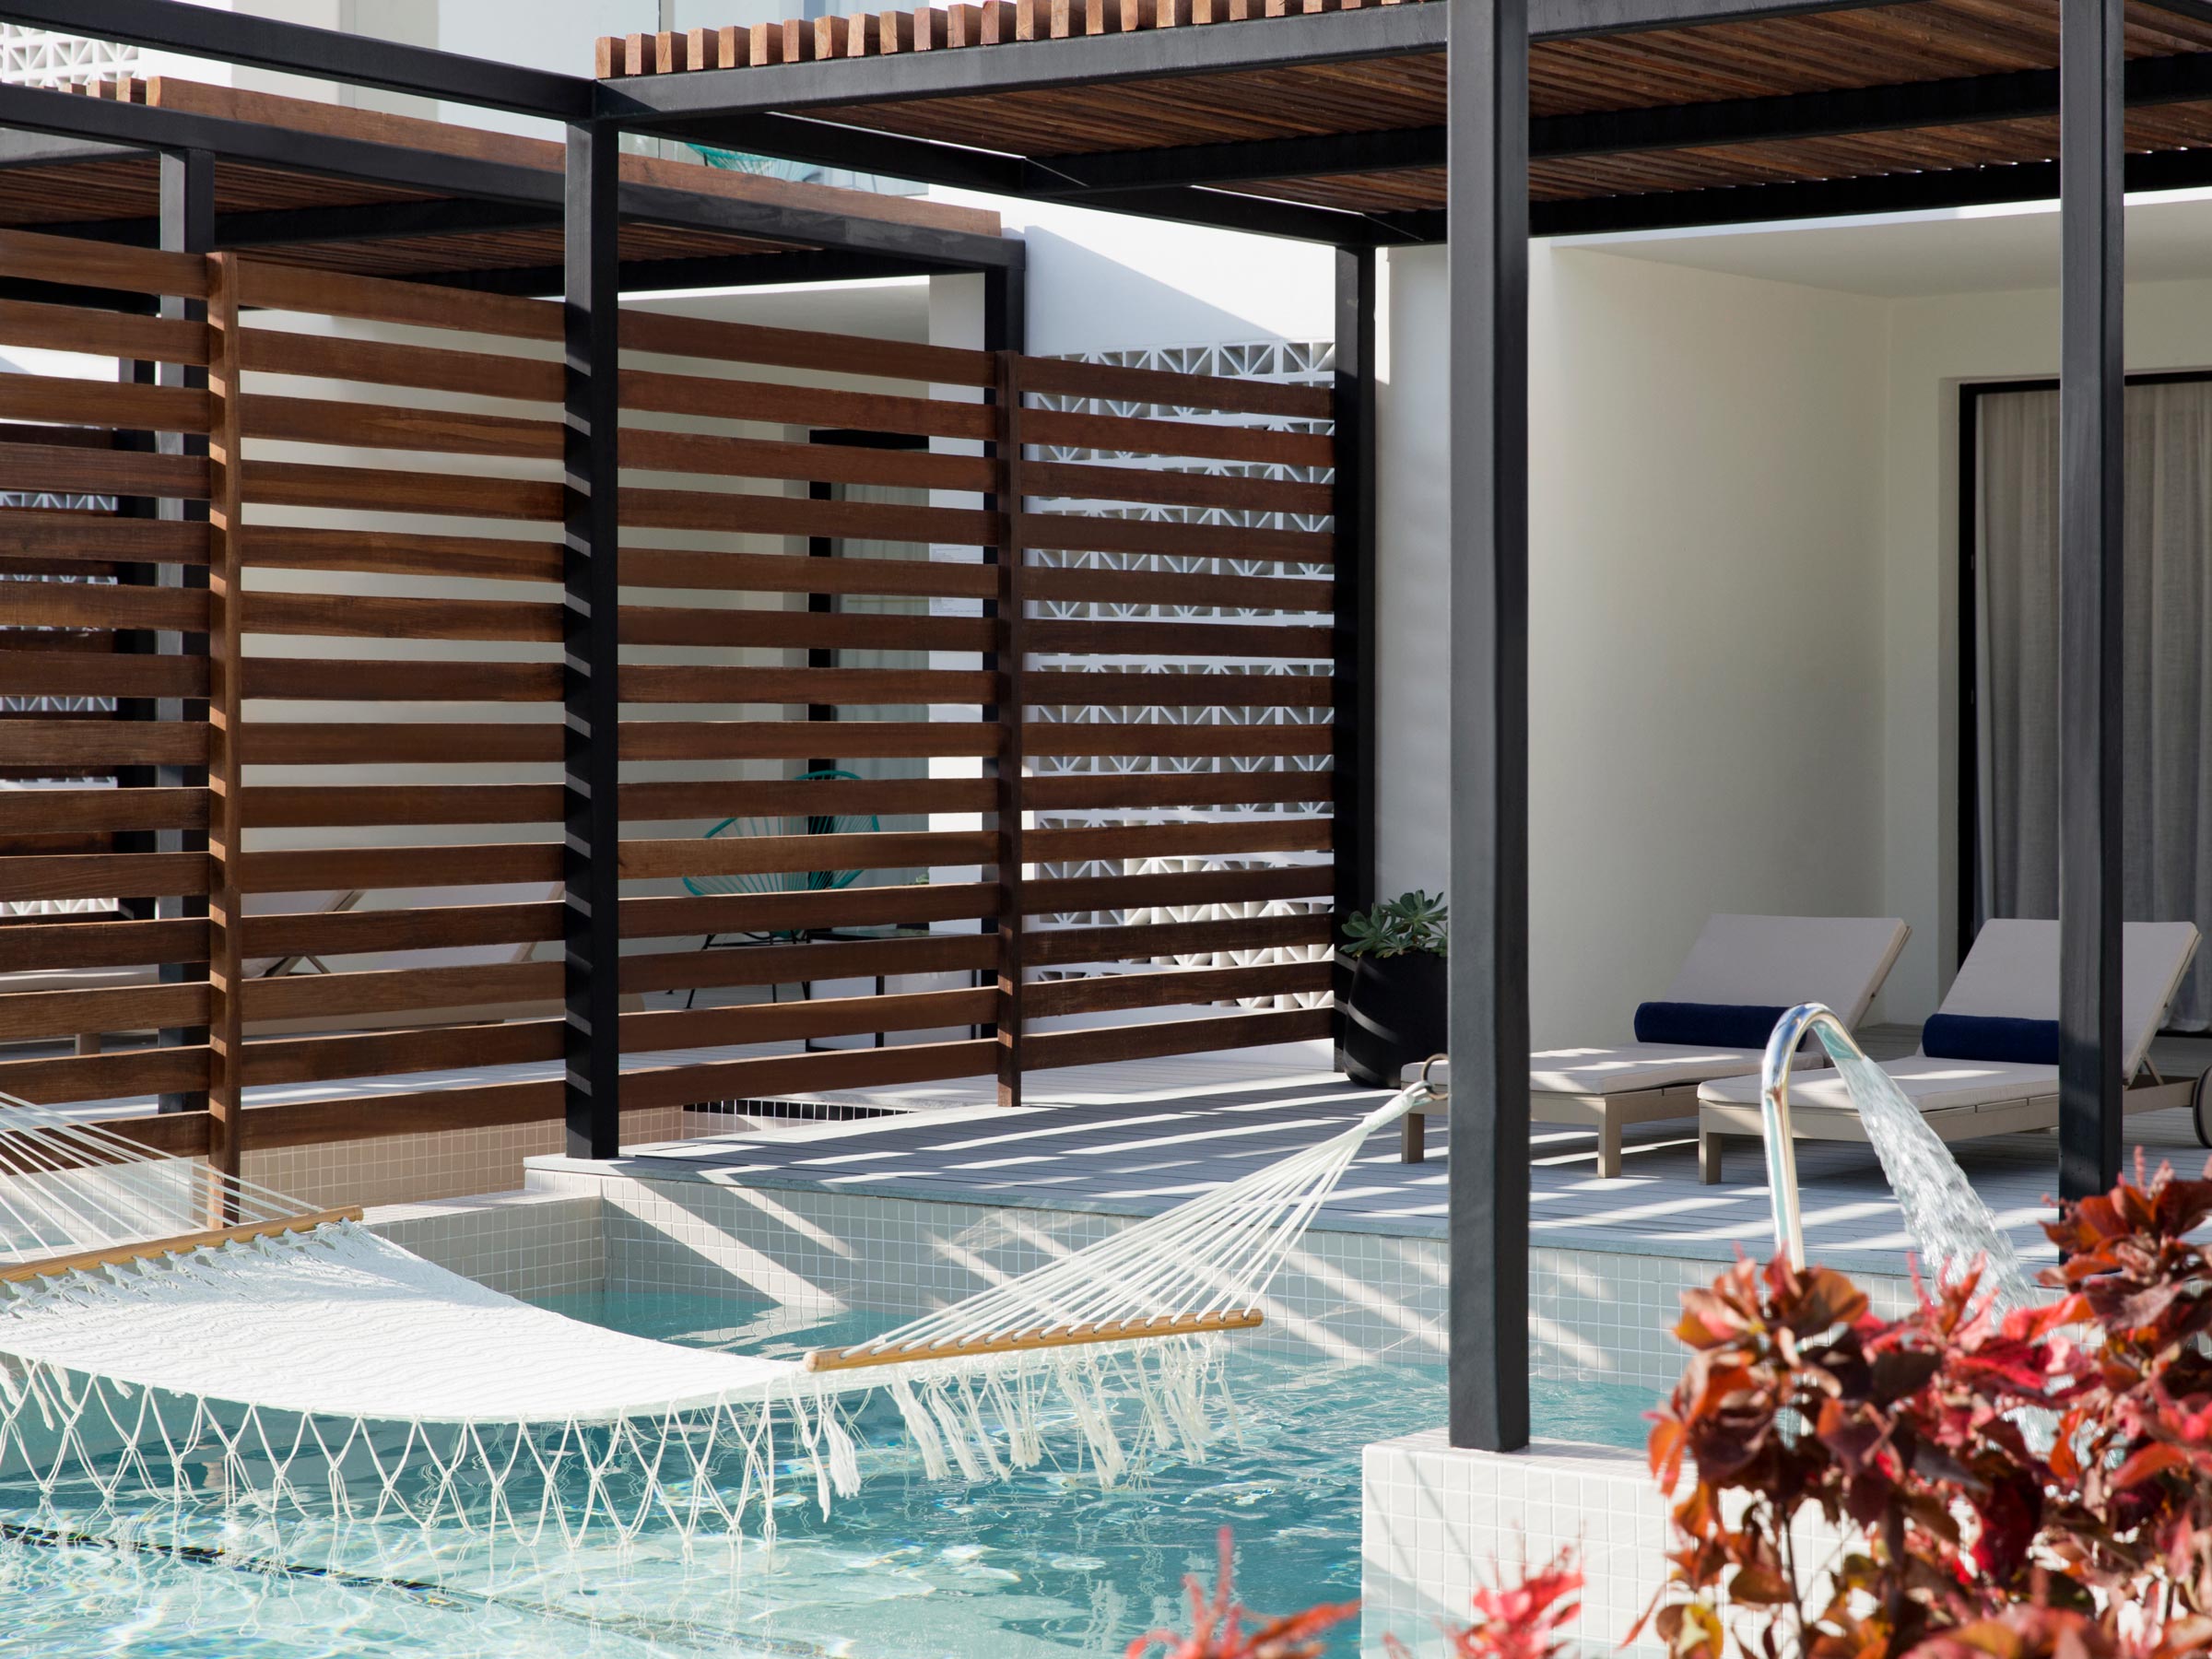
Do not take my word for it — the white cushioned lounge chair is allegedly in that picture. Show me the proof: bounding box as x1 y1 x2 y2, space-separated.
1695 917 2203 1183
1400 913 1911 1175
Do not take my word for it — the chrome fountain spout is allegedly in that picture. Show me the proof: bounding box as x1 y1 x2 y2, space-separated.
1758 1002 1866 1270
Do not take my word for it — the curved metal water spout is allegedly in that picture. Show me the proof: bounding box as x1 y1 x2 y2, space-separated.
1759 1002 1867 1270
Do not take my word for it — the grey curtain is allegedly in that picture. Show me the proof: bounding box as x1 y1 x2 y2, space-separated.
1976 381 2212 1030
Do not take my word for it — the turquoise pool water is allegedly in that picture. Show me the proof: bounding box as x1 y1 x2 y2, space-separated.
0 1291 1660 1658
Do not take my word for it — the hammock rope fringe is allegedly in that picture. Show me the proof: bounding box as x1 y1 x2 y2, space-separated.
0 1078 1436 1545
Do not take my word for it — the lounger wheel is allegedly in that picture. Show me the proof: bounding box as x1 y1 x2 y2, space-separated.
2194 1069 2212 1150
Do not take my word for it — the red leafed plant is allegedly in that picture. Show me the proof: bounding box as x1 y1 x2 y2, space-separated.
1126 1526 1359 1659
1384 1547 1585 1659
1639 1156 2212 1659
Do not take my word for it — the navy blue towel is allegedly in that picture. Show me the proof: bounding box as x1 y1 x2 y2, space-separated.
1920 1013 2061 1066
1633 1002 1792 1052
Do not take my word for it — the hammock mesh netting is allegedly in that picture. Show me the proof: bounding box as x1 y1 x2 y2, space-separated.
0 1079 1431 1546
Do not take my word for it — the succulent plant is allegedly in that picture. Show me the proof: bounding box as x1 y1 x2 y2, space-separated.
1339 889 1449 959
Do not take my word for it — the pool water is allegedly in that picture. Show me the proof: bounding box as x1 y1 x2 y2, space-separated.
0 1290 1660 1658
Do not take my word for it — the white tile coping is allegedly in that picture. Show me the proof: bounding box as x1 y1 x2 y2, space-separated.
1363 1429 1850 1658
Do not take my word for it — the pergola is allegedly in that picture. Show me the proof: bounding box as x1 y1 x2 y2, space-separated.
0 0 2173 1456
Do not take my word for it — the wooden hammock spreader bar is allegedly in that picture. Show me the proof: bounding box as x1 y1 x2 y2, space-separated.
801 1306 1265 1374
0 1206 365 1285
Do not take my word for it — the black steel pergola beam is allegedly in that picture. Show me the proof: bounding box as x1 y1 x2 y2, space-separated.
0 78 1013 276
598 4 1448 124
429 247 951 297
759 42 2212 218
0 0 589 119
1526 139 2212 237
62 196 559 253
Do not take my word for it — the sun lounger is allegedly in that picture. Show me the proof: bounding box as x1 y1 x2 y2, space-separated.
1695 918 2202 1182
1399 913 1911 1174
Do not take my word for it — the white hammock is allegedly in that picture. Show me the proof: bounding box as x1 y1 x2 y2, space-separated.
0 1078 1432 1545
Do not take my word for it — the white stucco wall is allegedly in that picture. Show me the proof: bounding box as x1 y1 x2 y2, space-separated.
1379 244 1893 1048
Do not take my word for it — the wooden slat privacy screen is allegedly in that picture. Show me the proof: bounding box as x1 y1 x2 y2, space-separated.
0 229 1340 1161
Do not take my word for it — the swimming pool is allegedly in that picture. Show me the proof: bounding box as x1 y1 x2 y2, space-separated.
0 1290 1659 1657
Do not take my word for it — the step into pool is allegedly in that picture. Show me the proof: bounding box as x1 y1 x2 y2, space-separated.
0 1288 1660 1657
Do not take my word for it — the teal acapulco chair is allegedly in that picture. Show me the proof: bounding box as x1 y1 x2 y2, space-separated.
680 770 878 1007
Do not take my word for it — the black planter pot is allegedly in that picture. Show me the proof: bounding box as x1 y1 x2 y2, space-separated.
1336 951 1448 1089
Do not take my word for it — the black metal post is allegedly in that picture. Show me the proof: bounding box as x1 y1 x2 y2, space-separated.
983 253 1027 1095
1447 0 1531 1454
563 122 623 1161
1332 244 1379 1077
2057 0 2126 1202
156 147 212 1114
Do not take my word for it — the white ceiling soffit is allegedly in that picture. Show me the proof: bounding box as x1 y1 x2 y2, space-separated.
1551 187 2212 299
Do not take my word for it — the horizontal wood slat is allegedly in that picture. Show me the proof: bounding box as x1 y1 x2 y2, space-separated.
0 443 209 501
623 309 994 387
242 593 563 642
1024 723 1332 758
619 720 1000 760
0 300 209 369
245 659 560 703
1027 618 1335 659
620 933 997 996
619 829 997 880
236 329 562 404
236 260 559 342
239 1079 563 1150
620 665 998 705
241 394 559 461
1025 819 1333 862
619 484 995 547
623 777 994 821
1018 512 1329 564
1023 771 1332 811
619 606 993 653
1 721 208 768
243 784 560 829
1021 1007 1334 1072
242 461 560 523
0 227 208 301
624 546 995 599
237 843 561 894
1025 912 1334 968
626 429 994 493
0 651 208 700
619 879 998 942
0 916 208 973
620 986 995 1053
622 368 996 441
1025 959 1330 1018
1026 564 1332 611
3 582 210 633
0 850 209 903
0 786 208 836
0 375 211 435
1024 671 1333 708
0 512 210 568
0 979 208 1041
1023 407 1332 467
241 959 559 1022
1022 865 1335 914
0 1042 210 1107
238 724 561 766
239 899 559 960
241 527 560 583
241 1019 563 1090
618 1038 996 1113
